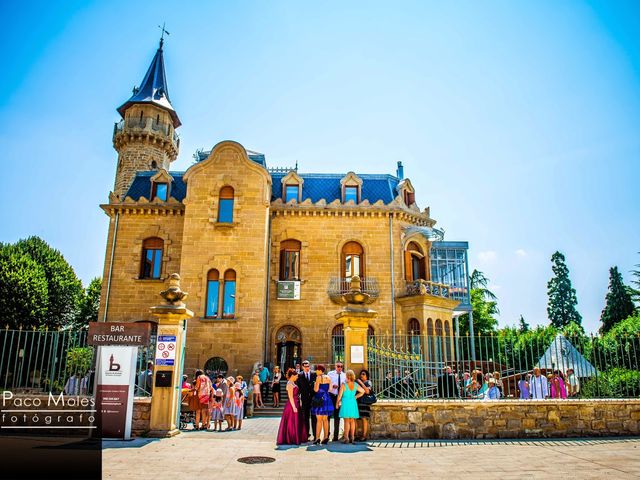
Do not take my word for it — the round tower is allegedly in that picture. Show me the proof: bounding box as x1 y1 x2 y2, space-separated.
112 39 181 199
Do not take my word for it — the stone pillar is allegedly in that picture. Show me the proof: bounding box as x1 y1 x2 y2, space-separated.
335 276 377 373
147 274 193 437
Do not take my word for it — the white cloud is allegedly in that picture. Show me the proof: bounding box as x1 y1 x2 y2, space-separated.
515 249 527 257
477 250 497 263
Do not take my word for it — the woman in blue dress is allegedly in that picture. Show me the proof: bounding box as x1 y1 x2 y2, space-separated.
311 364 333 444
337 369 364 443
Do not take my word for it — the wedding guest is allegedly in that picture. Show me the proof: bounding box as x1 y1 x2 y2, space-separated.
234 382 244 430
223 376 237 430
252 369 264 408
518 374 531 399
484 378 501 400
311 364 334 444
530 367 549 399
327 362 346 441
194 369 212 430
550 371 567 399
276 368 308 445
337 369 364 443
493 371 504 397
237 375 249 418
296 360 317 441
356 369 373 442
272 366 282 408
210 388 224 431
258 364 271 404
567 368 580 397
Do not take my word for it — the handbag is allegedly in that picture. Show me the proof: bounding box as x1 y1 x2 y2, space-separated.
360 384 377 405
199 394 210 405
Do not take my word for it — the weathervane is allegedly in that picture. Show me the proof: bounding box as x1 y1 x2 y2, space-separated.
158 22 170 48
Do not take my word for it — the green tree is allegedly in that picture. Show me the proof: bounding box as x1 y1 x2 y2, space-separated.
547 251 582 328
0 244 49 329
14 236 83 328
518 314 530 333
459 269 499 335
73 277 102 329
600 266 636 334
630 253 640 306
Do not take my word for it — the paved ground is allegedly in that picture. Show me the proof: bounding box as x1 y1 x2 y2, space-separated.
103 418 640 479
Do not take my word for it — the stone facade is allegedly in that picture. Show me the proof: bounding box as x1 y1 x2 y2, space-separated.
132 397 151 436
99 46 464 379
369 400 640 439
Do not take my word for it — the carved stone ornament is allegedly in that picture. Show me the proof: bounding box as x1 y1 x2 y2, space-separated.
160 273 188 306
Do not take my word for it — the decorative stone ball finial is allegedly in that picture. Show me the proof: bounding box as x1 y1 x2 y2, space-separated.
349 275 362 292
160 273 188 306
341 275 370 305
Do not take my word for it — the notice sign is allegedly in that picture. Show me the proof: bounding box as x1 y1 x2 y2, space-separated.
155 335 177 366
351 345 365 363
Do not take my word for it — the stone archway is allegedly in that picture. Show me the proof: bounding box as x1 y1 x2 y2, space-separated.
275 325 302 371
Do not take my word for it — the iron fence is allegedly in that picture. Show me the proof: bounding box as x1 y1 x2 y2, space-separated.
0 327 156 397
367 333 640 400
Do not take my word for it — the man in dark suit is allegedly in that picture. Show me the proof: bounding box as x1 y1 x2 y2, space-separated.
296 359 317 441
437 366 459 398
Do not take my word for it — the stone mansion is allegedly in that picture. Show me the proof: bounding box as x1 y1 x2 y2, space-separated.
97 40 472 376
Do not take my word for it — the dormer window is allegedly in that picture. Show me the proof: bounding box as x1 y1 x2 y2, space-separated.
398 178 416 207
340 172 363 204
281 171 304 203
285 185 299 203
152 182 168 201
404 190 415 206
344 186 359 203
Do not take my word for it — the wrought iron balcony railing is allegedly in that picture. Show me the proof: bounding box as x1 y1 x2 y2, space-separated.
327 276 379 304
404 279 450 299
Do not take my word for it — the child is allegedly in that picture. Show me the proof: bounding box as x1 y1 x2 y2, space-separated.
210 388 224 431
234 381 244 430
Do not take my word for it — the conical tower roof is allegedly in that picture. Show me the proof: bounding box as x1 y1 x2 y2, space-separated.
117 39 181 127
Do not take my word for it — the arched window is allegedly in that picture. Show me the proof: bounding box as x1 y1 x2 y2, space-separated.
203 357 228 376
444 320 453 361
426 318 435 368
332 324 344 364
404 241 426 281
140 237 163 279
280 239 301 280
435 319 444 364
217 186 234 223
408 318 421 354
342 241 364 279
222 269 236 318
205 269 220 318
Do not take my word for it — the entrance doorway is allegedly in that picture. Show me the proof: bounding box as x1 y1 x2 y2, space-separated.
275 325 302 370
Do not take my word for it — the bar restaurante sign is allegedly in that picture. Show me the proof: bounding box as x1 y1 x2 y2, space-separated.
88 322 151 346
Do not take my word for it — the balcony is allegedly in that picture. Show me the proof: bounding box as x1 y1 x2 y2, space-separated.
404 279 451 299
327 276 379 304
113 116 180 152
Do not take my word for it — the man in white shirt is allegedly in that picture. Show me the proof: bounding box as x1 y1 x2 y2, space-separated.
327 362 347 441
567 368 580 397
530 367 549 399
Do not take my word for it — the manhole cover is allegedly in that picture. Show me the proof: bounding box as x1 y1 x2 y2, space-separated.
237 456 276 465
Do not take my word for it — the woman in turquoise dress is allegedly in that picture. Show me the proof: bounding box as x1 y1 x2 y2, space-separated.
337 369 365 443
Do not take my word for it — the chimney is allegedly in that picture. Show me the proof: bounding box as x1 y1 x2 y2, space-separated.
396 161 404 180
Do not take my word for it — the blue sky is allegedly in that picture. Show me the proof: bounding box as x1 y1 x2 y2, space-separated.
1 1 639 334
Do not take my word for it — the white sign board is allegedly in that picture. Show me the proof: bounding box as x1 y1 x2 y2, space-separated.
351 345 364 363
155 335 177 366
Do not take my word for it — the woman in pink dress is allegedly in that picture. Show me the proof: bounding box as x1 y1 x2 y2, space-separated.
276 368 308 446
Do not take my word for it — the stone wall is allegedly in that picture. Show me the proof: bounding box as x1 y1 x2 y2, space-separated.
370 399 640 439
132 397 151 436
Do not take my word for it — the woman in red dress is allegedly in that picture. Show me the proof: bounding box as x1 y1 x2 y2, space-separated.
276 368 308 445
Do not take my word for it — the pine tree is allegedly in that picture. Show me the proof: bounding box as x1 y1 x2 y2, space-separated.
547 251 582 327
630 253 640 306
518 314 530 333
600 266 635 333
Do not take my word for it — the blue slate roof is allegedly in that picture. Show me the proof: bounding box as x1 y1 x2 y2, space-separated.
125 171 187 201
125 171 399 204
271 173 399 203
117 41 181 127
